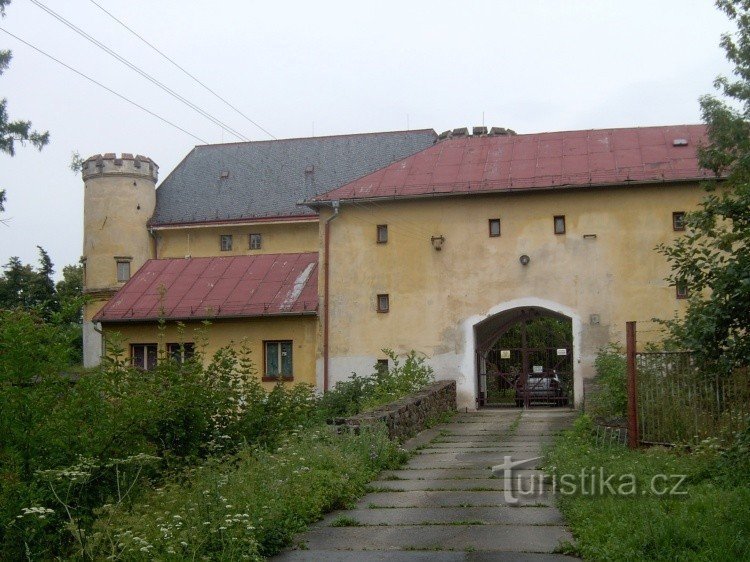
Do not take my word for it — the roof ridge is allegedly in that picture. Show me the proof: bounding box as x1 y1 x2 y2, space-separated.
191 128 437 149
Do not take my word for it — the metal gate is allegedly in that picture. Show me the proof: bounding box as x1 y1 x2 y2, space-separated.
476 309 573 408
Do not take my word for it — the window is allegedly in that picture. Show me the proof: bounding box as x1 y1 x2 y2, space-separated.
673 212 686 231
489 218 501 237
376 225 388 244
131 343 157 370
554 215 566 235
676 280 689 299
220 234 233 251
116 260 131 282
264 340 293 379
377 294 390 313
376 359 389 373
249 233 262 250
167 342 195 363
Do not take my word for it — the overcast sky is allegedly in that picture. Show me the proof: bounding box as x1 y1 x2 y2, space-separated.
0 0 736 279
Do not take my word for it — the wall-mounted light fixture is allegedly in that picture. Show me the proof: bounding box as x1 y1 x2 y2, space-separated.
431 235 445 251
519 254 530 266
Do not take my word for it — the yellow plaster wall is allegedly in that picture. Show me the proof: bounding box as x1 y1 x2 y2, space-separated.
319 182 707 407
101 315 318 390
154 221 319 258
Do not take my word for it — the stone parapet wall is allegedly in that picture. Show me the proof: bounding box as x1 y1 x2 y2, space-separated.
335 380 457 441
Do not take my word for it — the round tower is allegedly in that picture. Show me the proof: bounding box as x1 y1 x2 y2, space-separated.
81 153 158 367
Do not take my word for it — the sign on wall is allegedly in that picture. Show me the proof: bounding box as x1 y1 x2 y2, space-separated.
500 350 511 359
556 348 567 356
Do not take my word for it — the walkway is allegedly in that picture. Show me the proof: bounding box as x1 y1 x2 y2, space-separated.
274 409 578 561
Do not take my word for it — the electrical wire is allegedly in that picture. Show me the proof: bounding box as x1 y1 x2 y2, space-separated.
28 0 250 142
87 0 276 140
0 26 208 144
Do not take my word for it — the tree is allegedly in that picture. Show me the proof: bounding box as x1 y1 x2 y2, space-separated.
0 247 58 318
657 0 750 373
0 0 50 215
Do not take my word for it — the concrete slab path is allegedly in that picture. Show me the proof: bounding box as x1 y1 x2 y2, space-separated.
273 409 577 561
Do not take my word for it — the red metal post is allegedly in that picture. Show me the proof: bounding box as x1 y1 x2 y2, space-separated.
626 321 639 449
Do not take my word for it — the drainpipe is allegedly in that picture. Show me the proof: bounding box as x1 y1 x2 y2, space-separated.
323 200 340 392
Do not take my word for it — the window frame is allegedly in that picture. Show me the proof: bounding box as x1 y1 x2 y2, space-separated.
377 293 390 313
131 343 158 371
376 224 388 244
263 340 294 381
220 234 233 251
488 218 501 237
554 215 566 235
167 342 195 364
116 259 131 282
249 233 262 250
672 211 686 232
676 280 689 299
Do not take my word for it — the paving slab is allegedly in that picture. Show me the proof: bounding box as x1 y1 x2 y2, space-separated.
318 506 566 526
297 525 572 552
359 490 555 508
370 478 544 491
275 551 578 561
380 468 544 480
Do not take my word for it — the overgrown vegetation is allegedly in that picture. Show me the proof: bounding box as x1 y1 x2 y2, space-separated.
0 311 431 559
587 344 627 422
546 414 750 561
317 349 434 419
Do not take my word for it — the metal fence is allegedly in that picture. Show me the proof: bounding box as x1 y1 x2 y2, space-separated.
626 322 750 447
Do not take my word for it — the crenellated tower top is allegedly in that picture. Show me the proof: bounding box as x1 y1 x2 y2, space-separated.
81 152 159 182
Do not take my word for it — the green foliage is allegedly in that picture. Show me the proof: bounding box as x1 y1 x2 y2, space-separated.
0 0 49 163
587 344 627 421
656 0 750 373
88 427 407 560
317 349 435 419
545 413 750 560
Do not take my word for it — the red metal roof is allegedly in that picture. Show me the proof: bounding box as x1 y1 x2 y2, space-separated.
94 253 318 323
312 125 711 202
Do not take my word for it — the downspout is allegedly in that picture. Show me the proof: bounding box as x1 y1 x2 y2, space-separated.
323 200 340 392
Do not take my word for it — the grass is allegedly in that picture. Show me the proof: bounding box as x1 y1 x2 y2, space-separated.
545 415 750 561
330 516 363 527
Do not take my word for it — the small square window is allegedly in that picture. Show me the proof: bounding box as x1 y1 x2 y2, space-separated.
554 215 566 235
489 218 501 237
264 340 293 379
676 280 689 299
672 212 686 231
377 294 390 313
220 234 233 251
131 343 157 370
167 342 195 364
377 225 388 244
249 233 262 250
376 359 389 373
116 260 131 282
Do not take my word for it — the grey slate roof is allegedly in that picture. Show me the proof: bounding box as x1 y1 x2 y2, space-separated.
150 129 437 225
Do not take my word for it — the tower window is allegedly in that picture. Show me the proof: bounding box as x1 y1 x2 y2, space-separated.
377 294 390 313
489 218 501 237
377 225 388 244
116 260 131 282
673 212 686 231
554 215 566 235
220 234 233 251
249 233 262 250
676 280 689 299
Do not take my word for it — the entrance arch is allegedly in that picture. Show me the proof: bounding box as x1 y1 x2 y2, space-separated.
466 298 583 409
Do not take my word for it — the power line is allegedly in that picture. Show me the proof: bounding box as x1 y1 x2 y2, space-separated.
0 26 208 144
87 0 276 140
28 0 250 142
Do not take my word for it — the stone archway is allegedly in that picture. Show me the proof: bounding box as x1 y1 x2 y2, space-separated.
460 298 583 409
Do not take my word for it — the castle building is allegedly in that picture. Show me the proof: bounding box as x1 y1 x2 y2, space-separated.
82 124 709 409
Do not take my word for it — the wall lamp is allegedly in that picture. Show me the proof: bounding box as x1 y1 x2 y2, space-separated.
519 254 530 266
431 235 445 251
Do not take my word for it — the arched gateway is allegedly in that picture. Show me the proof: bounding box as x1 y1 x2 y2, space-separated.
471 299 582 408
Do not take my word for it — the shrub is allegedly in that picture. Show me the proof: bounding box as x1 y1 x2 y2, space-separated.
588 343 627 421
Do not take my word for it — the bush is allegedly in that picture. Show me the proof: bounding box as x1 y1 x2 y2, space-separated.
588 343 627 421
